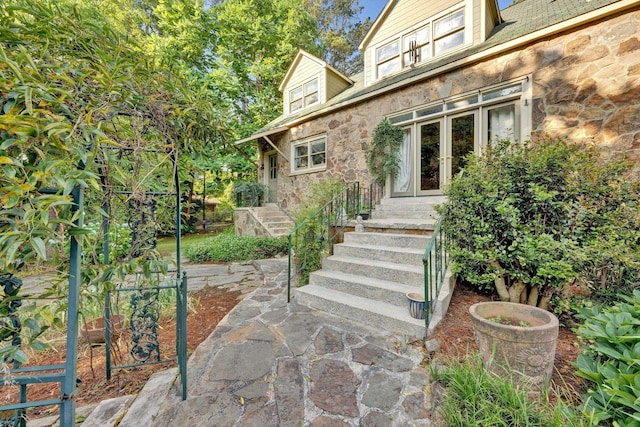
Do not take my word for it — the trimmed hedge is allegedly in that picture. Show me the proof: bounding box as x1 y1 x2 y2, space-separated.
184 234 288 263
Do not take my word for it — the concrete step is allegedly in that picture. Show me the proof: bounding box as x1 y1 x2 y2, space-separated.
374 196 444 220
343 231 430 250
427 271 455 335
322 256 423 287
295 285 426 338
333 243 424 265
308 270 421 307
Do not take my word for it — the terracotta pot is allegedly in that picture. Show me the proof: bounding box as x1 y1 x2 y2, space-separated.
469 302 559 391
82 314 125 344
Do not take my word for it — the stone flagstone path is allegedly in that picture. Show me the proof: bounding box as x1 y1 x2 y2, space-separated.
152 258 434 426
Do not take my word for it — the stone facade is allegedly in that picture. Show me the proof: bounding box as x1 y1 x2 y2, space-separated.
234 208 267 237
259 9 640 213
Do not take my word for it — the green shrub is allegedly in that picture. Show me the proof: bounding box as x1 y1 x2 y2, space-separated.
439 138 639 312
434 355 586 426
575 290 640 426
184 234 287 263
365 119 404 186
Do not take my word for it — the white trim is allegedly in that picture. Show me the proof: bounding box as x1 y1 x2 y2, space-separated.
290 134 327 174
288 74 321 115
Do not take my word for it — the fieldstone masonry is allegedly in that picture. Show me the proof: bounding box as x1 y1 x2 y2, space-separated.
260 10 640 213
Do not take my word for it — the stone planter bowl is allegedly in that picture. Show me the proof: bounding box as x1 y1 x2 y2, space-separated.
406 292 425 320
81 314 125 344
469 302 559 391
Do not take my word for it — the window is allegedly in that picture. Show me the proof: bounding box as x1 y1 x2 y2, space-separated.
376 40 401 79
487 104 517 142
374 7 467 81
292 135 326 173
434 9 465 54
289 77 319 113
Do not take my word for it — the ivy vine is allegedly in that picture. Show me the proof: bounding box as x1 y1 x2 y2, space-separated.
365 119 404 186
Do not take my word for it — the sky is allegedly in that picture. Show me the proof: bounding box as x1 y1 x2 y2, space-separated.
360 0 512 21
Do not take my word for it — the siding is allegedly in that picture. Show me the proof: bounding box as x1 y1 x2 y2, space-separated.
326 69 350 100
282 56 324 115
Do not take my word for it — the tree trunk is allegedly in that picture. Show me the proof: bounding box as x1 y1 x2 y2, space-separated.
490 260 510 301
527 286 539 306
508 280 526 303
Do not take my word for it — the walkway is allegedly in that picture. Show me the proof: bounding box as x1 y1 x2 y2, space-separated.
32 259 436 426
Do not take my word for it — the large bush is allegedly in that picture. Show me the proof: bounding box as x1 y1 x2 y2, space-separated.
184 233 288 263
575 290 640 425
439 138 639 311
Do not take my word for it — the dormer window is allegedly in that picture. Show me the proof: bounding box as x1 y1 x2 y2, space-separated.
289 77 319 113
372 5 468 81
434 9 465 54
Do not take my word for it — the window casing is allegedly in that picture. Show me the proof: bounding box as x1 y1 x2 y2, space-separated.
289 77 319 113
375 6 467 80
292 135 326 173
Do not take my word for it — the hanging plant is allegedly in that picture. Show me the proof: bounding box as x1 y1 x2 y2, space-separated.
365 119 404 186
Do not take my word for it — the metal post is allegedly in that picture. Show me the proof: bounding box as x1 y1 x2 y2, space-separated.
180 272 187 400
61 184 83 426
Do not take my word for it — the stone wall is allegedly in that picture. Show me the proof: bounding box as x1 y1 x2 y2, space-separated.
234 208 268 237
262 7 640 212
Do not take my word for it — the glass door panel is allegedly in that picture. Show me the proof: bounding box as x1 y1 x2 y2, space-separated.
450 112 476 179
419 120 442 194
391 128 413 196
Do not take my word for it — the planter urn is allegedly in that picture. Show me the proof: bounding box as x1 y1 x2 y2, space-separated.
469 302 559 391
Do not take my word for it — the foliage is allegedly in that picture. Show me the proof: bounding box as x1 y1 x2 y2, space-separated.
575 290 640 426
366 119 404 186
233 181 268 208
291 177 347 286
85 222 132 263
439 138 640 311
184 233 288 263
434 355 589 426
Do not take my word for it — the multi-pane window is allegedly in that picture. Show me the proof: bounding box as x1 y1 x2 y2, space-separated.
375 7 466 80
293 135 326 172
289 78 319 113
434 9 465 54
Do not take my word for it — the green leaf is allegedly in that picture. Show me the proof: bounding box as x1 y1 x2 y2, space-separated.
31 236 47 259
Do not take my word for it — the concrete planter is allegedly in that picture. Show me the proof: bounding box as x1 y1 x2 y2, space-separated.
469 302 559 391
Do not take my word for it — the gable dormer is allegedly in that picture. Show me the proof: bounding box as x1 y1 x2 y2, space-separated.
359 0 501 87
279 50 353 117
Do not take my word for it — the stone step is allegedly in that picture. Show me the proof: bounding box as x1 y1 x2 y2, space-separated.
333 243 424 265
308 270 421 307
261 220 294 227
80 395 135 427
295 285 425 338
118 368 178 427
322 256 423 287
343 231 431 250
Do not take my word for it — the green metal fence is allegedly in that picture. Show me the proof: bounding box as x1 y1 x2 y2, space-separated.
422 217 449 333
286 181 383 302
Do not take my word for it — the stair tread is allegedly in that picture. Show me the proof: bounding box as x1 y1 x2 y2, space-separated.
311 269 423 291
327 255 423 273
337 242 424 255
296 285 424 327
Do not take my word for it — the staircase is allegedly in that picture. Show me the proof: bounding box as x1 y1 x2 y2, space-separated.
250 203 295 237
295 196 453 338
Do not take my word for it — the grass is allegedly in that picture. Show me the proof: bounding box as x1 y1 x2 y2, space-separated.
433 355 589 426
156 231 225 255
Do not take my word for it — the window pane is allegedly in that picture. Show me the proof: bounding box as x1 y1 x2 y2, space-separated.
290 86 302 101
295 145 308 158
434 30 464 54
390 112 413 124
311 140 325 154
377 58 401 78
304 79 318 94
377 41 399 63
290 99 303 112
417 104 443 117
451 114 475 176
311 152 325 166
420 122 441 191
434 9 464 38
305 93 318 105
295 157 308 169
483 84 521 101
488 104 516 142
446 95 478 110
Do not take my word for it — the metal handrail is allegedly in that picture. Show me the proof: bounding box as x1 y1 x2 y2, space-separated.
422 216 449 335
286 181 383 302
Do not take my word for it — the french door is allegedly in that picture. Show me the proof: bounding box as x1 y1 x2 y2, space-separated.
390 112 477 197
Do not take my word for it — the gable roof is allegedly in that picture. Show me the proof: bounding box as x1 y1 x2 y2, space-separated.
357 0 397 51
278 49 353 92
236 0 635 145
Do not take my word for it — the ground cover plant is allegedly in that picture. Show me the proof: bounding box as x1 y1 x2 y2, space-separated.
575 290 640 426
438 137 640 314
184 228 288 263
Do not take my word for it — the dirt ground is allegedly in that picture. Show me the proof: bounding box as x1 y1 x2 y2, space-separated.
429 281 586 405
2 285 242 420
4 277 585 421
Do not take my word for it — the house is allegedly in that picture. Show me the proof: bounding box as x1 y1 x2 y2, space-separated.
233 0 640 336
235 0 640 212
